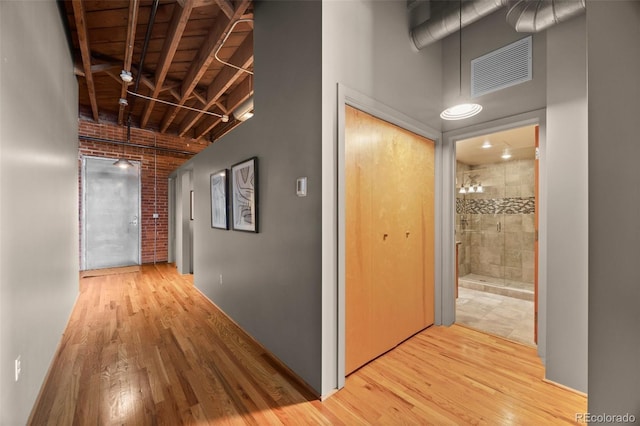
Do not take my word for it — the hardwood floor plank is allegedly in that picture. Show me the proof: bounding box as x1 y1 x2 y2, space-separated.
29 264 585 425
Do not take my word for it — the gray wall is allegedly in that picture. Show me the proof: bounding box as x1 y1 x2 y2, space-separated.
588 1 640 418
178 0 595 398
545 15 588 393
189 1 324 392
321 0 443 394
0 1 79 423
442 10 589 393
175 169 193 274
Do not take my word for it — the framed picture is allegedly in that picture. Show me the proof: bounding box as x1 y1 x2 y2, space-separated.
210 169 228 229
231 157 258 232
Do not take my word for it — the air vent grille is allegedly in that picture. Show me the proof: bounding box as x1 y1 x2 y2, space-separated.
471 36 532 98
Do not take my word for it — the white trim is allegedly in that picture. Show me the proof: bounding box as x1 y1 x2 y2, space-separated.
336 84 442 388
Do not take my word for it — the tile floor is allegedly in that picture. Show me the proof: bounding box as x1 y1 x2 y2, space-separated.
456 286 535 347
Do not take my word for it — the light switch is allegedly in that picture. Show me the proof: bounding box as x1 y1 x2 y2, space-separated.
296 177 307 197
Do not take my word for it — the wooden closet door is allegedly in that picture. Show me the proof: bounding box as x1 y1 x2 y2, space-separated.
345 106 435 374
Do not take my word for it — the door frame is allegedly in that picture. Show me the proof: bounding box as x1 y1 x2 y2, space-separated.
81 155 142 270
336 84 442 388
442 109 547 363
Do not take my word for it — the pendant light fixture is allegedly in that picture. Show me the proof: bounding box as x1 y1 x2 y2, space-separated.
114 117 134 169
440 0 482 121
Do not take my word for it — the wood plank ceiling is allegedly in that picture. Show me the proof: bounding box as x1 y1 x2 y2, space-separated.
63 0 254 142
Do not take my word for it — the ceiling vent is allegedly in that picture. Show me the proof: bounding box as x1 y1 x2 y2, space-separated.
471 36 532 98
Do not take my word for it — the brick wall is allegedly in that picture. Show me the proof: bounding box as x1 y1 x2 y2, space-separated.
78 120 209 266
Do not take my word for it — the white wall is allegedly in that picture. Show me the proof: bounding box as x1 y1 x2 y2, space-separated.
321 0 443 395
545 15 588 393
588 1 640 417
0 1 79 423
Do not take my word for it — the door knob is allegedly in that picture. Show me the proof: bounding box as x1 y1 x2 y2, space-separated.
383 233 388 241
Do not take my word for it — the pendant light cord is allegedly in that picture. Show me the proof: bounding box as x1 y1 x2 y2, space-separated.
459 0 462 97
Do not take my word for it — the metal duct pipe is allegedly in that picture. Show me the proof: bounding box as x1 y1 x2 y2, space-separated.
506 0 586 33
410 0 508 50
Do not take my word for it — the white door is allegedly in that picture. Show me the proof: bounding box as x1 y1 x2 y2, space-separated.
82 156 141 270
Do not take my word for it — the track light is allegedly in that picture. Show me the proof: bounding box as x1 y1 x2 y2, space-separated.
233 96 254 122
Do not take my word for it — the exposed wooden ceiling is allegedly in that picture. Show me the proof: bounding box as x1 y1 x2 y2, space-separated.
63 0 254 142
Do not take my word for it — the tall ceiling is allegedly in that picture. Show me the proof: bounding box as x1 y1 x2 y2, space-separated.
62 0 254 142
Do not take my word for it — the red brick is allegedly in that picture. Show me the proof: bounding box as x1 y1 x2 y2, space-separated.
78 120 208 264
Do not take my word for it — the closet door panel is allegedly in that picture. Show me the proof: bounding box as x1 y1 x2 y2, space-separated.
345 105 435 374
345 106 375 374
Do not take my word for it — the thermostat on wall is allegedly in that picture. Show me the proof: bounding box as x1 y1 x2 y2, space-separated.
296 177 307 197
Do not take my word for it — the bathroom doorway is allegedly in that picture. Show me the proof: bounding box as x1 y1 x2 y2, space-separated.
455 125 537 346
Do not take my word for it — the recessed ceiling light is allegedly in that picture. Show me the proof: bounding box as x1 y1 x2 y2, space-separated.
482 140 492 149
501 151 512 160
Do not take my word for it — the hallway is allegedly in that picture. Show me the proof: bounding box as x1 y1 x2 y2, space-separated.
30 264 585 424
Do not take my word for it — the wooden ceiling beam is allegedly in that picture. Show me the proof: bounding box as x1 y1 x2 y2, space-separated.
170 88 182 102
216 101 229 114
225 75 253 112
91 62 120 74
207 32 253 101
178 32 253 136
193 91 207 106
178 0 215 7
119 0 140 125
71 0 99 122
194 76 252 139
214 0 234 19
140 0 195 128
74 64 85 77
160 0 251 133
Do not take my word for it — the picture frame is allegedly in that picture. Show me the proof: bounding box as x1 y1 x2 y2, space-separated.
210 169 229 229
231 157 258 232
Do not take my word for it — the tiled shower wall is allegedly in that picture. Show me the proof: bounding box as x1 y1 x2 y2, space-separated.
456 160 535 284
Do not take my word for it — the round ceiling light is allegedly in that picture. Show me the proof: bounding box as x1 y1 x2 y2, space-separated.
440 103 483 121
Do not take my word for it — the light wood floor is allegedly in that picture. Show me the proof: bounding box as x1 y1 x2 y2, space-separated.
30 263 586 425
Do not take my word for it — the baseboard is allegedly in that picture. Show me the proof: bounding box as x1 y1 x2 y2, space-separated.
191 285 321 401
542 378 588 398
